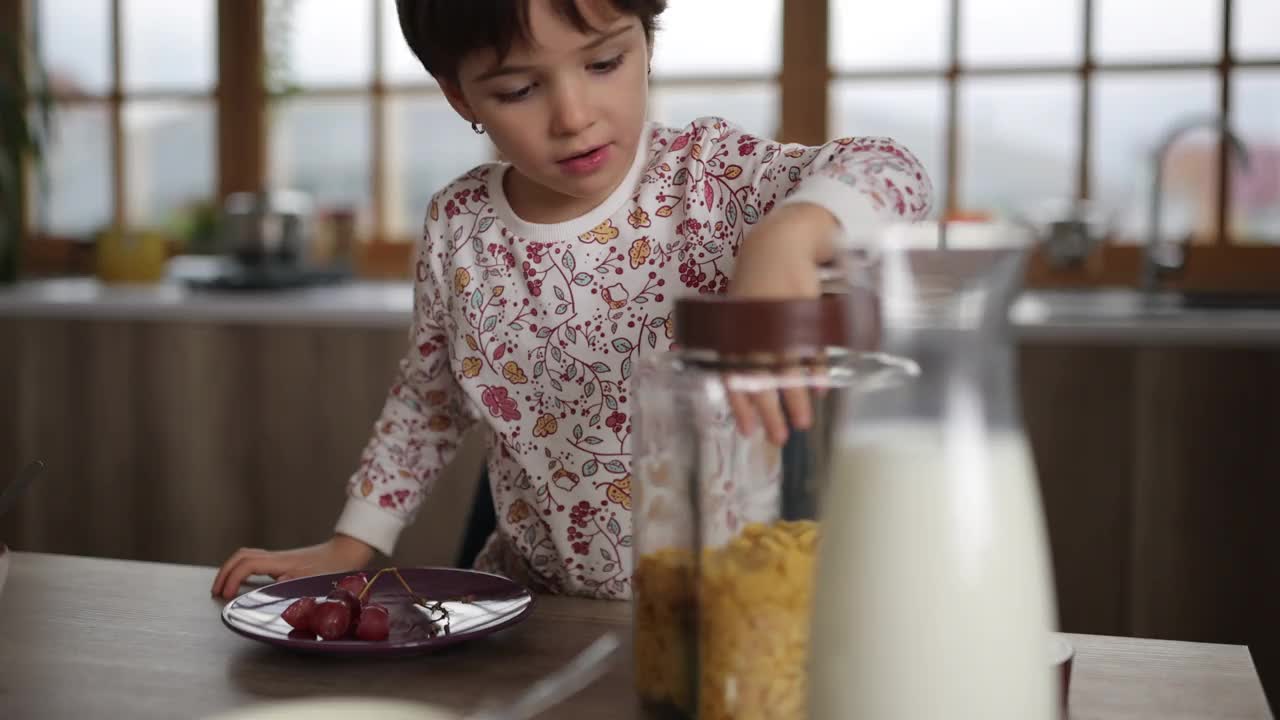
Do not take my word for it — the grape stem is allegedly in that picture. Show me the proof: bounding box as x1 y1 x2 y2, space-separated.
357 567 426 604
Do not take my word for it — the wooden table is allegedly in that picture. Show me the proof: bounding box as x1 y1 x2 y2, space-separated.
0 552 1272 719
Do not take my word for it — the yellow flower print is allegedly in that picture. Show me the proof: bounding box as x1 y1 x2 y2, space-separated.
503 361 529 384
430 200 439 222
602 283 629 310
664 315 674 339
462 357 483 378
553 468 580 492
629 238 651 269
428 415 452 432
596 475 633 511
361 478 374 497
454 268 471 293
506 499 532 524
425 390 448 406
628 207 651 229
533 414 558 438
578 219 620 244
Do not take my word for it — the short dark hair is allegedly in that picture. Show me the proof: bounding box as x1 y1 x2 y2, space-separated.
395 0 667 85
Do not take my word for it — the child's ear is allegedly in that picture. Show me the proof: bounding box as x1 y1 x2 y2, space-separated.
439 78 478 125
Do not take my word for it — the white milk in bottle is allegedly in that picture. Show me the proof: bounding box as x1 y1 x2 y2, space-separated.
808 420 1058 719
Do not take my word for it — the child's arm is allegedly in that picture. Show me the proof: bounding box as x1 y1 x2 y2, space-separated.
694 120 934 442
728 127 934 298
212 198 476 598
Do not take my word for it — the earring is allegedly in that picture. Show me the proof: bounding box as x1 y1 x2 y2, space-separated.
471 122 485 135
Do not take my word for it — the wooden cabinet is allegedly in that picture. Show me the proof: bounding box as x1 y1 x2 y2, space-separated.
0 317 484 569
1020 344 1278 693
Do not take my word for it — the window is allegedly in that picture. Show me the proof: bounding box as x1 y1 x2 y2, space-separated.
17 1 1280 287
647 0 782 139
829 0 1280 265
33 0 216 241
265 0 492 245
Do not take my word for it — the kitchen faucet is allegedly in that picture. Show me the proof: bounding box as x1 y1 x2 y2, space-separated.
1140 116 1251 292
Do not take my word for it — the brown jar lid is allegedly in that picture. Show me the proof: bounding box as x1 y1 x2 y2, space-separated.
674 288 879 356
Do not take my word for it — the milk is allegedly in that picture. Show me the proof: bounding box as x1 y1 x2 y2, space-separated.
808 421 1058 719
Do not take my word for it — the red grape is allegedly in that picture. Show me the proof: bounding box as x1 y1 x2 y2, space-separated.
311 600 351 640
281 597 317 632
336 573 369 599
327 588 362 628
354 603 391 641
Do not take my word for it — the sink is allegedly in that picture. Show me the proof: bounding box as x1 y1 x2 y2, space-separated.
1170 291 1280 311
1017 289 1280 317
1011 288 1280 345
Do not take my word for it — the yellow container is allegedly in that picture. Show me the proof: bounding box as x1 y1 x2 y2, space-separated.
96 228 169 284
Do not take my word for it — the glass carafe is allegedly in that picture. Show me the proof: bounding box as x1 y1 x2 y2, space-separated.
808 221 1060 719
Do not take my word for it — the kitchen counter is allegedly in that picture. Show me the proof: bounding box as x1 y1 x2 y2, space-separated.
3 263 1280 343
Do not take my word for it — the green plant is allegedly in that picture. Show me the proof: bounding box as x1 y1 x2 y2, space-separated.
0 14 54 283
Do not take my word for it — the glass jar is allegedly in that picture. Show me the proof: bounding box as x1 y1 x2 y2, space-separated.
630 293 906 720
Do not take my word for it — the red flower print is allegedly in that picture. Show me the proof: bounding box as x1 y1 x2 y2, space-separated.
527 278 543 296
445 200 459 218
379 493 396 509
606 411 628 432
481 385 521 421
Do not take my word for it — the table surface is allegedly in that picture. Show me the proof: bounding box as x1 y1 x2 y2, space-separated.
0 552 1272 719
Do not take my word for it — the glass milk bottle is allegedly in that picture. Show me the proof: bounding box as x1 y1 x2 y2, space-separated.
808 221 1060 719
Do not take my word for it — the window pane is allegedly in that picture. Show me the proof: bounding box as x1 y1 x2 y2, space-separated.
36 105 112 238
1229 71 1280 244
125 101 214 230
831 80 946 211
270 97 372 228
958 76 1080 216
651 0 780 76
1234 0 1280 59
1094 0 1221 62
961 0 1082 65
382 0 427 84
1092 72 1219 244
384 95 494 236
648 85 779 139
122 0 215 91
832 0 949 70
37 0 111 96
272 0 373 87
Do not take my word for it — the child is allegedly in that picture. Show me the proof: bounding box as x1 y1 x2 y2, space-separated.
212 0 932 600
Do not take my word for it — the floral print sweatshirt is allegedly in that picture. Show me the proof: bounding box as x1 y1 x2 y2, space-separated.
335 116 933 599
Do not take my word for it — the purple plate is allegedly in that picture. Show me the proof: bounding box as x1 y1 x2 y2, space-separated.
221 567 534 656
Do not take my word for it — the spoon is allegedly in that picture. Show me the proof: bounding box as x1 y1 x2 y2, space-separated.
465 631 621 720
0 460 45 520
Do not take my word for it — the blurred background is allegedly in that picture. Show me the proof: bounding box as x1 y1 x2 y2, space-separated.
13 0 1280 272
0 0 1277 705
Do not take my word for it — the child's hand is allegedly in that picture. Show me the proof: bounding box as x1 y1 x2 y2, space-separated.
211 534 375 600
727 203 840 445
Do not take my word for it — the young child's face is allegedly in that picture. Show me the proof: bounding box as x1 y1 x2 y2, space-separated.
443 0 651 214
